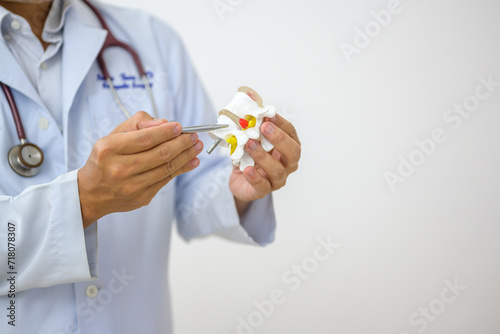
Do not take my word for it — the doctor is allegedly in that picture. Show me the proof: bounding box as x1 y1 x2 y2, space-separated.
0 0 301 333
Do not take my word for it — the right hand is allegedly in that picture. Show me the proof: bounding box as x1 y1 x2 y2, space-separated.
77 111 203 228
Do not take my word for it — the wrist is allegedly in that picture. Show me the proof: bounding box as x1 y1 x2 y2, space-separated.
77 168 101 229
234 197 252 217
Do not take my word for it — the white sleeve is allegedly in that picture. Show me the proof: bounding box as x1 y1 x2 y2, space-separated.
175 156 276 247
0 170 97 296
213 194 276 247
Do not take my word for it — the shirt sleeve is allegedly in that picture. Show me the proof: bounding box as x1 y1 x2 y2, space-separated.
214 193 276 247
175 155 276 246
158 21 276 246
0 170 97 296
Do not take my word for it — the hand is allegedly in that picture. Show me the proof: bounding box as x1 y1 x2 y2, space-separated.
230 113 301 211
78 111 204 228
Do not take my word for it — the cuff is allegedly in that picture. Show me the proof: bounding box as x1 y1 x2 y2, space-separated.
47 170 97 283
239 194 276 246
84 222 98 278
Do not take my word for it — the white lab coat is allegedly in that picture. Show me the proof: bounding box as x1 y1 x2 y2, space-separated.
0 1 276 333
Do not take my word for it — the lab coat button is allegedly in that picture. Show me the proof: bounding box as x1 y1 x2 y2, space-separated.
38 117 49 130
40 62 48 70
85 285 98 298
11 20 21 30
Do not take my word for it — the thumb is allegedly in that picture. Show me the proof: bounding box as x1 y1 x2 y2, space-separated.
110 111 167 134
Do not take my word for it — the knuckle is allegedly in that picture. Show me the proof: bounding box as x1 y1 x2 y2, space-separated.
93 138 112 160
159 145 173 162
188 146 199 159
273 129 286 142
290 126 299 140
252 146 267 160
108 163 125 180
272 178 286 191
272 166 286 182
119 183 136 198
292 145 302 162
163 160 177 176
137 132 153 148
285 163 298 176
134 111 149 120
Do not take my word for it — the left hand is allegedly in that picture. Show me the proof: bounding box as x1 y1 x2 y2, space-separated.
230 113 301 207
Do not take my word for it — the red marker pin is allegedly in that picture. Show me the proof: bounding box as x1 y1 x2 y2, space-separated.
239 118 249 129
219 109 250 130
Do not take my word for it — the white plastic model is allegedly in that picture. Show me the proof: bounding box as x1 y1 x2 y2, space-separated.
208 87 277 171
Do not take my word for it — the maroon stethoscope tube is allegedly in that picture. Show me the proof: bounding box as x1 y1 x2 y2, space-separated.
82 0 146 79
1 82 26 141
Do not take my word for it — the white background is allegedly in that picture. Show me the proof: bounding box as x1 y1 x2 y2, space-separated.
102 1 500 333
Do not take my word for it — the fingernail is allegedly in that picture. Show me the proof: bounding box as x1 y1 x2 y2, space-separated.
249 140 258 151
270 116 277 122
191 158 200 167
191 133 198 142
264 123 274 135
174 124 182 135
194 141 203 151
247 167 255 176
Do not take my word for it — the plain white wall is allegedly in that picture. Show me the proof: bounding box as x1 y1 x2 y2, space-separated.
101 0 500 333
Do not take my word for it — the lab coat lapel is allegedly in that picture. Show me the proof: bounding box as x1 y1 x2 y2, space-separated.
0 42 46 108
61 4 107 118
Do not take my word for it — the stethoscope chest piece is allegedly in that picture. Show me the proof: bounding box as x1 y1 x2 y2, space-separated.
8 141 44 177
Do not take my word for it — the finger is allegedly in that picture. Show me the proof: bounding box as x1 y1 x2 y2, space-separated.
260 122 300 172
271 149 282 162
263 114 300 145
122 132 199 174
129 138 203 182
242 166 272 198
110 122 183 154
138 118 168 130
141 156 201 199
110 111 165 134
245 140 287 190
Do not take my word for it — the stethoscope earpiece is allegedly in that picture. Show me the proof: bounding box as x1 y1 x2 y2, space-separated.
8 142 44 177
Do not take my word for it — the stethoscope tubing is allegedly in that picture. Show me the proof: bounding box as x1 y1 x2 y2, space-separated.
82 0 158 119
1 83 26 141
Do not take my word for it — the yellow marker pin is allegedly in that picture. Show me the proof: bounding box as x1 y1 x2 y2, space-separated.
226 135 237 155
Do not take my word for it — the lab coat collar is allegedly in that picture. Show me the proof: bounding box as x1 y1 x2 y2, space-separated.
61 0 107 117
45 0 71 34
0 0 71 106
0 0 43 105
0 0 107 119
0 7 40 105
0 41 46 110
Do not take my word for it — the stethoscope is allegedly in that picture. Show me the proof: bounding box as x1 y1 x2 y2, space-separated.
1 0 157 177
